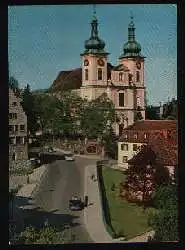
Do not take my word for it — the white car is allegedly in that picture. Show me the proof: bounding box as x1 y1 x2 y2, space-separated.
65 153 75 161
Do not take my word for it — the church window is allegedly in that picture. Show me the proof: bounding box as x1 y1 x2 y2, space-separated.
98 68 102 80
119 93 124 107
85 69 88 80
136 71 140 82
119 72 123 81
121 143 128 151
122 156 128 163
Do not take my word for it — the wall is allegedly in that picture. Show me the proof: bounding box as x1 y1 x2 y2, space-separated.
118 142 146 169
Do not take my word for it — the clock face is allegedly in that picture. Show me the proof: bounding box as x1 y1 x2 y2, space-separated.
97 58 105 67
84 59 89 66
136 62 141 69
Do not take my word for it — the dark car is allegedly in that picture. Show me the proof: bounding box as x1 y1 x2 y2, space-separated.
69 197 84 211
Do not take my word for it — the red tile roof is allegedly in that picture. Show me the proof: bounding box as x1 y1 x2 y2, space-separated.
123 120 177 131
128 131 178 166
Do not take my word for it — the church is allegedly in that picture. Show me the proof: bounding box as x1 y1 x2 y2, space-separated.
50 11 146 136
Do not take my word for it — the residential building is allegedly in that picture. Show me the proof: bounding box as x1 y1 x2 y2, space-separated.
9 88 28 162
49 12 146 135
118 120 177 169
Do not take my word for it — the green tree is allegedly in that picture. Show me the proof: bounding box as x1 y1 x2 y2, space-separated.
21 84 38 135
145 105 160 120
15 225 75 244
80 93 116 140
9 76 21 97
149 185 178 241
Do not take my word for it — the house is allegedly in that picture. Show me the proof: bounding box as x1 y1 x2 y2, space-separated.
118 120 177 169
49 13 146 135
9 88 28 163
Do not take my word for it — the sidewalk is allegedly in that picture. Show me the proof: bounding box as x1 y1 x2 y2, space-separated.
83 165 155 243
83 165 113 243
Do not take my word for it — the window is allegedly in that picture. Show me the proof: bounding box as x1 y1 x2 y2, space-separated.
15 125 18 132
121 144 128 151
136 71 140 82
119 72 123 81
122 156 128 163
134 133 138 139
20 125 25 132
133 144 138 151
123 133 128 139
9 113 17 120
12 102 17 106
16 136 21 144
9 125 14 132
119 93 124 107
9 137 15 144
98 68 102 80
85 69 88 80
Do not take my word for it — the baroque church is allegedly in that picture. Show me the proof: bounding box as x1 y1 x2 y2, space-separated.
50 11 146 136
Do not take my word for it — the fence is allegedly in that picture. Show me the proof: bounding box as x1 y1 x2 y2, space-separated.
96 165 117 238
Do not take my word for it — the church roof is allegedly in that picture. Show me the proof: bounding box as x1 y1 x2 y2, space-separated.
112 64 129 71
49 63 114 92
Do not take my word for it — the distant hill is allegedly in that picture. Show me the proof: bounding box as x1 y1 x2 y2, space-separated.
32 89 48 94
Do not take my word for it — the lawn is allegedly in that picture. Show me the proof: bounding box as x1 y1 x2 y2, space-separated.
102 167 156 240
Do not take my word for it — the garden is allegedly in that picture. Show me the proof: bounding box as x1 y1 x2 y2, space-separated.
101 167 156 240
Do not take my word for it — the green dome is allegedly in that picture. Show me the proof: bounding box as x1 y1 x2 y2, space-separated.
123 40 141 56
85 37 105 50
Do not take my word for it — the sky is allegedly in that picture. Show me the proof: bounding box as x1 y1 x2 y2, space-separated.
8 4 177 106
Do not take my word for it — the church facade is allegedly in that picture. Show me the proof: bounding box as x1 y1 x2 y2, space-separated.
50 13 146 136
79 14 146 135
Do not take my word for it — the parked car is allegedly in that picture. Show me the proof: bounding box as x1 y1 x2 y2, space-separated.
69 196 84 211
65 153 75 161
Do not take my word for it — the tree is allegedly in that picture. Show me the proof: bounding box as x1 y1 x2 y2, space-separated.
21 84 38 135
148 185 178 241
122 147 171 206
14 224 75 244
80 93 116 140
145 105 160 120
9 76 21 97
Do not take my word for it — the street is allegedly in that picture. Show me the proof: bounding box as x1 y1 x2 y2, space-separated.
29 156 98 243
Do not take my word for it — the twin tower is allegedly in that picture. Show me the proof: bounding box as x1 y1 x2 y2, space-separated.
79 11 146 136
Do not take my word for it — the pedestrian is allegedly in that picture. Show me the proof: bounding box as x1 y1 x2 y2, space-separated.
84 195 88 207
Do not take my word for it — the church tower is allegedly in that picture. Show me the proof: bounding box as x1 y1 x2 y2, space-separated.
111 15 146 135
80 7 109 100
120 15 145 120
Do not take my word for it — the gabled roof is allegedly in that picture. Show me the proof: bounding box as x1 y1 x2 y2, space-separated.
49 63 114 92
112 64 129 71
122 120 177 131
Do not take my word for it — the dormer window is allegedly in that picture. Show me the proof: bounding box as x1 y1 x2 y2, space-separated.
119 72 123 81
123 133 128 139
144 133 148 139
134 133 138 139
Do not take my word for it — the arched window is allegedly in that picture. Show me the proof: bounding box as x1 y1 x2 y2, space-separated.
85 69 88 80
98 68 102 80
136 71 140 82
119 72 123 81
119 93 124 107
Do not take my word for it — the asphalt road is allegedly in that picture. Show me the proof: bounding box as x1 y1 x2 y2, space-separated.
31 156 98 243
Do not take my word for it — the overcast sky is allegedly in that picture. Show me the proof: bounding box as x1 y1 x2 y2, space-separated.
8 4 177 105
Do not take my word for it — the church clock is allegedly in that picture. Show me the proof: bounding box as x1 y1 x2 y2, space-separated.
97 58 105 66
136 61 141 69
84 59 89 66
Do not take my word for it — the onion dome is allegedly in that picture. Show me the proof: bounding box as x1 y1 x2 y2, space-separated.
81 10 109 55
120 15 144 58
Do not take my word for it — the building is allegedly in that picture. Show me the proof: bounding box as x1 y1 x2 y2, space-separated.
9 88 28 162
50 12 146 136
118 120 177 169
